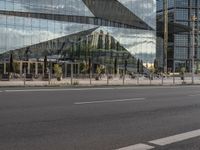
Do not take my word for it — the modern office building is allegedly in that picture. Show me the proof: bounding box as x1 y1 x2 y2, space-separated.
0 0 156 75
157 0 200 72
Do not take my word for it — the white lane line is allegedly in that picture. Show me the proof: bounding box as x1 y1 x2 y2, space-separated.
4 88 115 92
74 98 145 105
149 129 200 146
4 85 200 93
116 143 154 150
188 93 200 97
3 87 151 93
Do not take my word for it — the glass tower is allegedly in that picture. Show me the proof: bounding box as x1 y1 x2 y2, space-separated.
157 0 200 72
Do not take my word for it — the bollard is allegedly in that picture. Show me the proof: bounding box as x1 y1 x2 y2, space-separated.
23 68 26 86
71 63 73 85
107 74 109 85
137 74 139 85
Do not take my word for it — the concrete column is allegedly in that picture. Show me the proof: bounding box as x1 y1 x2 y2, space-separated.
28 62 30 74
20 61 23 76
3 62 6 74
35 62 38 75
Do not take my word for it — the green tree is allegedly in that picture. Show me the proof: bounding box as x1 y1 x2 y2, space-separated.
180 67 185 80
137 59 140 73
80 61 88 74
154 59 158 73
54 64 62 81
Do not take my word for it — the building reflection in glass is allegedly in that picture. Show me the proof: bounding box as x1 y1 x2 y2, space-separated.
0 0 156 75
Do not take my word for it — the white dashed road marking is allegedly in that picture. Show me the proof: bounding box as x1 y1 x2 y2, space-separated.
188 93 200 97
149 129 200 146
4 88 114 92
116 143 154 150
4 85 200 93
74 98 145 105
117 129 200 150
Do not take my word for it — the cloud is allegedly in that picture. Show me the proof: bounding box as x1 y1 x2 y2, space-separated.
0 27 63 53
12 0 94 16
117 0 156 29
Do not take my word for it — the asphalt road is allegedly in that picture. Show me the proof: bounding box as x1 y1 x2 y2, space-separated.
0 86 200 150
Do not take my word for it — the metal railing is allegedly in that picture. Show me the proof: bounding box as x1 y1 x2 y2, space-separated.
1 73 200 87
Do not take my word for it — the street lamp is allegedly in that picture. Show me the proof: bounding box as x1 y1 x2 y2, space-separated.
163 0 168 73
191 15 197 84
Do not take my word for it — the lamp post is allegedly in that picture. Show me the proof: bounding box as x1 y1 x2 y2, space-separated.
86 35 92 85
191 15 197 84
163 0 168 73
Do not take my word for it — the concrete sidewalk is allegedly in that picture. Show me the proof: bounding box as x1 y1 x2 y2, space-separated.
0 76 200 87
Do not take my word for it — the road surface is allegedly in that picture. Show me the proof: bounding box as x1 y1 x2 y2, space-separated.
0 86 200 150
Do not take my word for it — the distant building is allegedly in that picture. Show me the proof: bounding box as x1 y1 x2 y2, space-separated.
157 0 200 72
0 0 156 75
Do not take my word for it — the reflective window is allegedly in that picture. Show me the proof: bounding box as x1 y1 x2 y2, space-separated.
118 0 156 29
175 34 189 46
0 0 156 67
175 0 188 7
176 9 188 20
174 47 188 59
0 1 5 10
3 0 94 17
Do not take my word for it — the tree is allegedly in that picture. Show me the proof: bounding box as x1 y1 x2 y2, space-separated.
96 65 101 75
180 67 185 81
111 37 116 50
137 59 140 73
154 59 158 73
9 53 14 73
140 60 144 74
114 58 117 74
124 60 128 74
105 33 110 50
80 61 88 74
98 30 104 49
54 64 63 81
44 55 47 74
149 65 155 74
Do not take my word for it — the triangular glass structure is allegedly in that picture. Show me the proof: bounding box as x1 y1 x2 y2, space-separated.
0 0 94 17
117 0 156 30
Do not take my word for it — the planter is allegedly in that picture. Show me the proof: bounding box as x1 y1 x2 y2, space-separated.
57 76 62 81
95 76 99 80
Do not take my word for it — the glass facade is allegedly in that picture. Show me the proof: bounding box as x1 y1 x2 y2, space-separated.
156 0 200 72
0 0 156 74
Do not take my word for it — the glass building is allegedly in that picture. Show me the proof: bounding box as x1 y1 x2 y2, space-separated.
0 0 156 76
157 0 200 72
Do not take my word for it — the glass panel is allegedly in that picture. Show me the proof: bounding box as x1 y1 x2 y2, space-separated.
176 9 189 20
9 0 94 17
175 0 188 7
0 0 156 67
0 14 97 53
118 0 156 29
99 26 156 64
0 1 5 10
